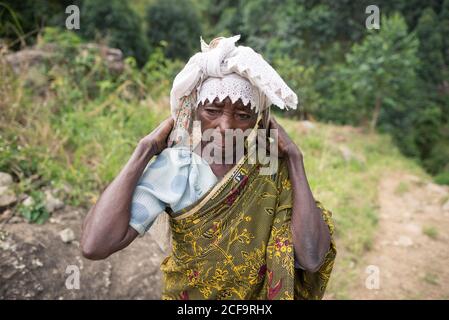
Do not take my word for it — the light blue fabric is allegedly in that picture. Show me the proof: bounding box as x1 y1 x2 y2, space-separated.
129 147 218 236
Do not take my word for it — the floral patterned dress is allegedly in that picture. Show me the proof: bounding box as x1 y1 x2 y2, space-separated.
160 155 337 300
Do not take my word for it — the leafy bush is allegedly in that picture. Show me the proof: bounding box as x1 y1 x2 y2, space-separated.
0 27 176 206
273 56 322 119
329 14 419 130
145 0 202 60
0 0 78 47
434 171 449 185
17 191 50 224
80 0 149 66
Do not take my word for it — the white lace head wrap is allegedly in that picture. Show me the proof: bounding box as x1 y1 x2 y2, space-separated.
197 73 261 110
170 35 298 118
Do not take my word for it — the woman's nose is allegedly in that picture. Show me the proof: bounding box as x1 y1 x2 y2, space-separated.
217 114 233 134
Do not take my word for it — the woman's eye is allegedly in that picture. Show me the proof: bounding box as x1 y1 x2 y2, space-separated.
206 109 221 115
237 113 251 120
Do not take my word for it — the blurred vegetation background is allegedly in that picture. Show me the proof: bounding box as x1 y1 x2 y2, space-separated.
1 0 447 186
0 0 448 298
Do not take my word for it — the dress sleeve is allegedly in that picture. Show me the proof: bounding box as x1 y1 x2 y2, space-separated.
294 201 337 300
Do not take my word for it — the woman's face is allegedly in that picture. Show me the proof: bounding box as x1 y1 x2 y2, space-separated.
197 96 257 144
196 97 258 160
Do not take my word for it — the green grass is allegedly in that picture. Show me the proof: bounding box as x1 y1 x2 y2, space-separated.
17 190 50 224
423 272 440 286
441 195 449 206
395 181 410 195
422 226 439 240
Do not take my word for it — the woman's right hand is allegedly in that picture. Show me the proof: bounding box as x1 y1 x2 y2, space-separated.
139 117 175 155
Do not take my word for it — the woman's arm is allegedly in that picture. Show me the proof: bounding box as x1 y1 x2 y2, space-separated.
270 118 331 272
81 117 174 260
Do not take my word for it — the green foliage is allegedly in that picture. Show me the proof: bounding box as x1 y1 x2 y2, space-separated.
273 56 322 119
440 0 449 66
414 106 442 160
80 0 149 66
0 134 40 179
145 0 202 60
0 27 177 206
17 191 50 224
240 0 384 63
422 226 439 239
326 14 419 129
416 8 445 85
241 0 321 62
141 44 184 96
413 7 449 178
424 139 449 175
0 0 78 47
40 26 83 48
434 171 449 185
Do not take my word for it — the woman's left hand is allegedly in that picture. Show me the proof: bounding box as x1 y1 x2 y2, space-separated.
268 117 303 159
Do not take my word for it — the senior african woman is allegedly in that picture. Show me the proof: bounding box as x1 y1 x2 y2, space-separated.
81 35 336 300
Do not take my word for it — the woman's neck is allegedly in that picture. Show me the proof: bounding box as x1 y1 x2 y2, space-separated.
209 163 235 179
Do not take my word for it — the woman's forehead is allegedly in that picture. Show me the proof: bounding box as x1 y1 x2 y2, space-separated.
205 97 254 112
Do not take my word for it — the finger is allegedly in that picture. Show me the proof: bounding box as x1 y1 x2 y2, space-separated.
161 117 174 131
159 117 173 127
154 117 174 135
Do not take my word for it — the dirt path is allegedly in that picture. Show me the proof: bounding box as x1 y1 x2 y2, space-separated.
349 172 449 299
